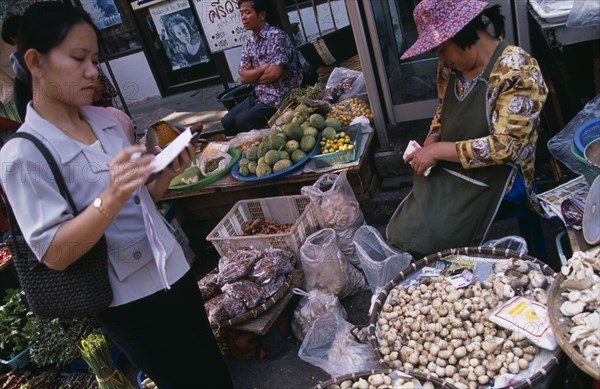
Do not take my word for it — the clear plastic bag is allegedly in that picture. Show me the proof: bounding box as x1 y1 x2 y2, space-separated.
338 73 368 102
298 311 380 377
291 288 347 342
299 228 366 299
353 225 412 294
198 149 232 177
217 248 262 286
323 67 362 104
301 172 365 268
227 128 270 148
204 293 246 324
482 235 529 254
547 95 600 174
221 280 265 310
197 272 221 301
566 0 600 27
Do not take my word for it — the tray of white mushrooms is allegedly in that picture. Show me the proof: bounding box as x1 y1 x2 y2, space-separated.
368 247 562 389
547 247 600 381
312 369 445 389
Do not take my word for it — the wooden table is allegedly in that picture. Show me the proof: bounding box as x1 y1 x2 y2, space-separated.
566 227 597 253
160 131 378 225
231 269 304 335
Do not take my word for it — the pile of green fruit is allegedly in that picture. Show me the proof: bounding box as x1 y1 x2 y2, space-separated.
237 103 342 177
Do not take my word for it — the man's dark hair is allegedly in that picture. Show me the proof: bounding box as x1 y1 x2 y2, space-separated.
237 0 269 15
1 14 21 45
451 5 505 49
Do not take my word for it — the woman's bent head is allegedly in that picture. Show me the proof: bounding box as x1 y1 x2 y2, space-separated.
13 1 99 119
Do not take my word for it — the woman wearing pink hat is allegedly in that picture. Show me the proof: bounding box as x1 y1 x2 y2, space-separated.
387 0 548 257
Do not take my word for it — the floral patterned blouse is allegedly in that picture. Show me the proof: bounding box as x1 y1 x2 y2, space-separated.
428 44 548 211
239 23 302 108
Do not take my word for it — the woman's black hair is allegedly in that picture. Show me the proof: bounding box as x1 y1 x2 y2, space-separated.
13 1 98 121
451 5 505 49
237 0 269 16
1 14 21 45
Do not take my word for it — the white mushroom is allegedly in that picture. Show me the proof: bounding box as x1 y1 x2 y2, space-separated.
510 258 529 273
532 288 548 305
528 270 548 289
560 300 587 316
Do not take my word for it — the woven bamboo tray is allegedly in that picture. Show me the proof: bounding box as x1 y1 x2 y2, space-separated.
312 369 446 389
548 271 600 380
368 246 562 389
209 270 293 328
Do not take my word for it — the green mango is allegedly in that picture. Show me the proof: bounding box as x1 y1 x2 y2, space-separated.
273 159 292 173
248 161 257 174
239 165 250 176
291 149 307 163
264 150 280 166
300 135 316 153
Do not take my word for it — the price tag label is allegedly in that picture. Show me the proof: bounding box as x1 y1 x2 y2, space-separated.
448 269 475 288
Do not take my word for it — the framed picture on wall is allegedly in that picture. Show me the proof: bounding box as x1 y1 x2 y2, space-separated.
150 0 210 70
81 0 122 30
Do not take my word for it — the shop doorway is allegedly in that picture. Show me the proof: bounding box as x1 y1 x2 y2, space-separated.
360 0 524 126
130 0 224 96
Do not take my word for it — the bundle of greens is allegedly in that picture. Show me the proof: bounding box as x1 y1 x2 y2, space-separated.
28 316 107 369
79 334 134 389
268 83 325 127
0 289 32 361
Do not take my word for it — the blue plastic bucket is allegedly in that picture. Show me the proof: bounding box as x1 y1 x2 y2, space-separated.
574 117 600 156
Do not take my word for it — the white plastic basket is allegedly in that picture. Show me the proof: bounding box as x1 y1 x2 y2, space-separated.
206 195 319 257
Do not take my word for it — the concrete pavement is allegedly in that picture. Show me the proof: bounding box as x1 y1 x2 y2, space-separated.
125 84 229 137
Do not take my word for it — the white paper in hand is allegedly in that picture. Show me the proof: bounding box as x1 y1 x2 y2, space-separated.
149 128 193 173
403 139 435 176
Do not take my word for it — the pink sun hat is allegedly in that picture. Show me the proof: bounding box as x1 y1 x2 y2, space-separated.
400 0 489 60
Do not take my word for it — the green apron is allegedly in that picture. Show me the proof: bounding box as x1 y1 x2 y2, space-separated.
387 41 513 257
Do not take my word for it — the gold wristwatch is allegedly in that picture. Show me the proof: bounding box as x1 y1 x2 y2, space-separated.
93 197 115 220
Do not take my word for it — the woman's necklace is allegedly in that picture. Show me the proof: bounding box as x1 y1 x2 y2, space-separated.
455 67 485 101
56 120 104 151
456 48 486 100
60 126 94 144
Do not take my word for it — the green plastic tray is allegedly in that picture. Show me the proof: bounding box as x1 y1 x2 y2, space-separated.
168 148 241 191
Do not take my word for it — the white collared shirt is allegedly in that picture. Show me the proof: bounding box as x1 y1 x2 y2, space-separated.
0 104 189 306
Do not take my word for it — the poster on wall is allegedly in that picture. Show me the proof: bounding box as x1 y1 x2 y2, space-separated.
81 0 122 30
192 0 249 53
150 0 210 70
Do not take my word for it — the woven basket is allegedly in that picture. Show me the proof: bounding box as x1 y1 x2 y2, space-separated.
209 270 294 328
312 369 447 389
368 246 562 389
548 271 600 380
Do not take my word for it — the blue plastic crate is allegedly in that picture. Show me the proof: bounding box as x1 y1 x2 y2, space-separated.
1 347 30 370
310 124 362 168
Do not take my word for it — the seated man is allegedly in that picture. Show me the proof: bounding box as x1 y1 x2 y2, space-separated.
221 0 302 135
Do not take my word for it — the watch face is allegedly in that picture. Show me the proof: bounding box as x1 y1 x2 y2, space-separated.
94 197 102 207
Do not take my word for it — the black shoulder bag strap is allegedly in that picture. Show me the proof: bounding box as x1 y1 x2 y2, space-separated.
1 132 80 245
